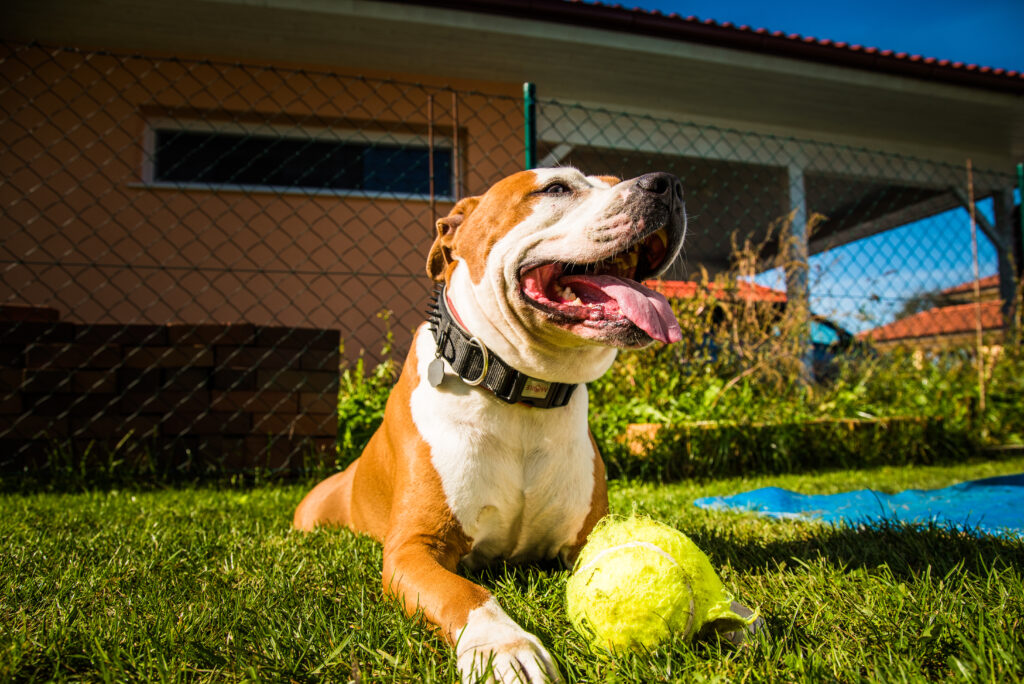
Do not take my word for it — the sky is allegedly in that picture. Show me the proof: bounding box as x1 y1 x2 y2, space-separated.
631 0 1024 72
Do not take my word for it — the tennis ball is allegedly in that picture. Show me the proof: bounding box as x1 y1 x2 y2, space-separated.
566 515 754 652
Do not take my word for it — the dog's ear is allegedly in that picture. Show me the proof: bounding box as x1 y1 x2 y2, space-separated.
427 196 480 281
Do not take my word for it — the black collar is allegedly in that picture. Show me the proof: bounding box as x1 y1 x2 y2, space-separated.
427 287 578 409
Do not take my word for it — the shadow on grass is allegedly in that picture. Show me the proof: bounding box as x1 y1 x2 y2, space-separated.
699 519 1024 579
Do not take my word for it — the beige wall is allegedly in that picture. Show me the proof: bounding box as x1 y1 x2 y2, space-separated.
1 45 524 359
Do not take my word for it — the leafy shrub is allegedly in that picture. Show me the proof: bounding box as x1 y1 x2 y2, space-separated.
336 312 398 469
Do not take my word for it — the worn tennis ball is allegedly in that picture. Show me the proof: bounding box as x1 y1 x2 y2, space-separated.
566 515 753 652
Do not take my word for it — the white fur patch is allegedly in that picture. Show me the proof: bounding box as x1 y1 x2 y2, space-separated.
410 328 596 568
456 597 561 683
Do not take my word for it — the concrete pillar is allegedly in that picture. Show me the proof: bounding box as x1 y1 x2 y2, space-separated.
785 164 811 379
993 188 1017 331
785 164 809 304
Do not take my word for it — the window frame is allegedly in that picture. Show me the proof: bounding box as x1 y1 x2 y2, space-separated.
139 117 455 201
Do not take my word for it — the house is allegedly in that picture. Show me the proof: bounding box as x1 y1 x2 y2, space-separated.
3 0 1022 357
4 0 1021 465
859 275 1007 349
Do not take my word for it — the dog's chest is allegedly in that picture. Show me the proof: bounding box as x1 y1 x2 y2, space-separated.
410 331 596 568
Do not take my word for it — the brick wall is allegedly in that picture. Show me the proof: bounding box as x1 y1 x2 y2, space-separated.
1 306 339 473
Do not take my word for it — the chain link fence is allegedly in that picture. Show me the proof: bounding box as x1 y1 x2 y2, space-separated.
535 100 1020 348
2 42 1021 479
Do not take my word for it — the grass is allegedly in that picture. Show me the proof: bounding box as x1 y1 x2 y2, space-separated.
2 456 1023 682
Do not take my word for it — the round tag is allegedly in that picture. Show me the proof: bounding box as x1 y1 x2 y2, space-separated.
427 357 446 387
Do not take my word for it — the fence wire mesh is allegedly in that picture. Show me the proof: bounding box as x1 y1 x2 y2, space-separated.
535 100 1020 348
1 42 1020 479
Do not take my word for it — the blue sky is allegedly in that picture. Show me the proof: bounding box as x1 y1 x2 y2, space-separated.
632 0 1024 71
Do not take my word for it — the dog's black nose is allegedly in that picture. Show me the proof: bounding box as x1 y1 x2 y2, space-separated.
636 172 683 203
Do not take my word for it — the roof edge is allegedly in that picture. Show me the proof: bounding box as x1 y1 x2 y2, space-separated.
387 0 1024 95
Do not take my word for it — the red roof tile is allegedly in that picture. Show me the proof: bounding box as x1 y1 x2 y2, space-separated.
645 279 787 303
858 300 1003 342
940 274 999 296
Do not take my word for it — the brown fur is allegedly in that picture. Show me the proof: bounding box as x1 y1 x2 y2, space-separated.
295 169 611 655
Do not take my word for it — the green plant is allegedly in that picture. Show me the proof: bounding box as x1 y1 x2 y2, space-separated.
336 311 399 468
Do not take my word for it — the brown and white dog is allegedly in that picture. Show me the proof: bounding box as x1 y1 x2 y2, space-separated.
294 168 689 682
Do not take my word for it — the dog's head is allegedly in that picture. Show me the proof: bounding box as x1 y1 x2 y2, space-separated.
427 168 685 382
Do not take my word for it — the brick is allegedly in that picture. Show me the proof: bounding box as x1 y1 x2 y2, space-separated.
168 323 257 346
0 369 21 390
117 367 162 393
257 369 338 392
214 345 298 370
161 367 210 392
299 347 339 371
0 345 24 367
72 369 117 394
74 324 167 346
122 346 214 369
298 391 336 414
112 367 207 394
256 326 339 350
2 415 69 439
120 390 211 415
160 410 251 436
25 343 121 369
71 415 159 440
0 321 74 345
21 369 73 394
26 392 118 417
241 435 334 470
211 367 258 391
210 390 297 413
252 412 336 437
0 392 21 414
0 305 59 323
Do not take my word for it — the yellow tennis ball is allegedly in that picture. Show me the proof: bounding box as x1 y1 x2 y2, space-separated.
566 515 753 652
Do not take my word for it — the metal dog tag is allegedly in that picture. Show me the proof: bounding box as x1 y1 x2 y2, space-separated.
427 357 445 387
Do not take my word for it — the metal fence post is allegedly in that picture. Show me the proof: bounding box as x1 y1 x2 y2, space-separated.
523 82 537 170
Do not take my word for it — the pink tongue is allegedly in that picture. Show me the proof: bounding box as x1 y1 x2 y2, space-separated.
561 275 682 344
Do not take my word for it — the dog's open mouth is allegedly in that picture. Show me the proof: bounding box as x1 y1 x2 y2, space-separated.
520 227 682 344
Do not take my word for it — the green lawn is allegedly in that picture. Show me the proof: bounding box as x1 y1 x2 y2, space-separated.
3 456 1023 682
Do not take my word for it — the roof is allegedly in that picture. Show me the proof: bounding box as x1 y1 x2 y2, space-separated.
940 274 1000 296
858 300 1004 342
398 0 1024 94
646 279 788 303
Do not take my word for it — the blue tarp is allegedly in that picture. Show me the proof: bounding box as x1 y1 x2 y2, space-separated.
693 473 1024 538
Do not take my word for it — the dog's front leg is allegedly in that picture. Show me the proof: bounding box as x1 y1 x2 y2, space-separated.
383 539 562 683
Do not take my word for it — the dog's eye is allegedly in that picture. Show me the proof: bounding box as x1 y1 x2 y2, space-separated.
540 182 571 195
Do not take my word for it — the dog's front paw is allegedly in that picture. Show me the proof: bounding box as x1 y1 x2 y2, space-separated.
456 598 561 683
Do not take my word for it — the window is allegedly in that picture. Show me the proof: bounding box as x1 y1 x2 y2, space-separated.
145 119 453 199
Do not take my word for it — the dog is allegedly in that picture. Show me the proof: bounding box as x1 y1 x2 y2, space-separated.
295 168 692 682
